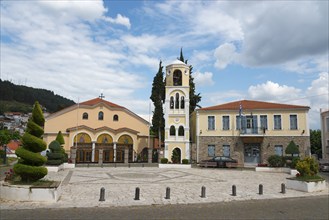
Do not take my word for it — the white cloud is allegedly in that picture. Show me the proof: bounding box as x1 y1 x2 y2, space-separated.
193 72 214 87
234 1 328 69
248 81 303 104
214 43 237 69
0 1 144 107
103 14 131 29
247 75 329 129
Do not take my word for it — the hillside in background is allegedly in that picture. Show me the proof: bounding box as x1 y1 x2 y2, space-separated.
0 79 75 114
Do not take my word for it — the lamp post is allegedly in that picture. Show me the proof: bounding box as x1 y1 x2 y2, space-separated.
3 144 7 164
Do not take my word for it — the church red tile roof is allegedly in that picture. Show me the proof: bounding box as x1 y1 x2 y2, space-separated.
199 100 310 111
79 98 124 109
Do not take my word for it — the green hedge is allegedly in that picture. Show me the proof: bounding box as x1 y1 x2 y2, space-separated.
267 155 284 167
46 159 63 166
161 158 168 164
47 152 64 160
182 159 189 164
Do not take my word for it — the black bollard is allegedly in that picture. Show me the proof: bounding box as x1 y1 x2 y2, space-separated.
281 183 286 194
201 186 206 198
259 184 263 195
165 187 170 199
232 185 237 196
99 187 105 201
134 187 140 200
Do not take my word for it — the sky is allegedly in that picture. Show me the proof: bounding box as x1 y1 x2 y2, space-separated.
1 0 328 129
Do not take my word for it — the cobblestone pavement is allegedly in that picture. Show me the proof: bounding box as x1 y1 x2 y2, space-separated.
1 167 328 209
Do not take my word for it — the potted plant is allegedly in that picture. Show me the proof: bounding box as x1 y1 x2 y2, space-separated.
286 157 326 192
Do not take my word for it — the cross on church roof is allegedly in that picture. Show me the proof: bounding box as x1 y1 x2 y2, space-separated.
99 93 105 99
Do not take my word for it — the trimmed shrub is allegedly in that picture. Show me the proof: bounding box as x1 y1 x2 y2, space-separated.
285 140 299 157
296 157 319 177
14 101 48 182
26 120 44 137
55 131 65 145
15 147 47 166
21 133 47 153
13 163 48 182
161 158 168 164
55 131 68 163
267 155 284 167
182 159 189 164
46 140 64 166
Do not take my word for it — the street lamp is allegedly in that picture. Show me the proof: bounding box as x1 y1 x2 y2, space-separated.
3 144 7 165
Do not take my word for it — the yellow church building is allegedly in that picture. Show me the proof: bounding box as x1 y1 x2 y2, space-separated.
43 97 150 164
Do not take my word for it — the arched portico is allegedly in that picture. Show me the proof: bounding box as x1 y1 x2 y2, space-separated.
117 134 134 163
74 132 92 163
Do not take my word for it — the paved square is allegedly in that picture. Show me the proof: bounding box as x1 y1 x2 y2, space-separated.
1 167 328 209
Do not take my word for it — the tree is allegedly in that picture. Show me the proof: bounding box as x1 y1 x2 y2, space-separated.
171 148 181 164
0 130 12 147
56 131 68 162
56 131 65 145
285 140 300 157
310 129 322 158
150 61 165 140
13 101 48 182
178 48 202 114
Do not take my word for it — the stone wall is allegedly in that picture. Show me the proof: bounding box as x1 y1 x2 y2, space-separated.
197 135 310 165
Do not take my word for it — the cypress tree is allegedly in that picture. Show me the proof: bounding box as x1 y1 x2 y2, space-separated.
178 48 202 114
285 140 300 157
55 131 68 163
150 61 165 140
14 101 47 182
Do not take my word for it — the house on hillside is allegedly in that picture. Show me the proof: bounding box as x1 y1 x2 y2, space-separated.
190 100 311 167
43 97 151 164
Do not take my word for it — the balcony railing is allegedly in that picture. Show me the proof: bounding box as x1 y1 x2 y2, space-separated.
239 127 266 135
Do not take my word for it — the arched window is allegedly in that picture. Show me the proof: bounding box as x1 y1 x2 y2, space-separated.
170 125 176 136
170 97 174 109
98 111 104 120
113 114 119 121
82 112 88 120
178 126 184 136
181 97 185 109
173 70 182 86
175 93 179 109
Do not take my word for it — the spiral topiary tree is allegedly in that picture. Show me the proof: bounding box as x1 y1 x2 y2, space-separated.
46 140 64 165
14 101 48 182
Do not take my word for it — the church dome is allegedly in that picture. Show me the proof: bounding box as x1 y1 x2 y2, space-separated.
168 59 186 66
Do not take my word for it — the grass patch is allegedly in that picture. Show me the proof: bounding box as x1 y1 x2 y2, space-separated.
8 177 59 187
288 175 325 182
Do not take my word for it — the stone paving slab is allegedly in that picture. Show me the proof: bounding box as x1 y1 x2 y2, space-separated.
1 167 328 210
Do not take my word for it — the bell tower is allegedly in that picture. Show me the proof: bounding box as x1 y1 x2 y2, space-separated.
164 60 190 162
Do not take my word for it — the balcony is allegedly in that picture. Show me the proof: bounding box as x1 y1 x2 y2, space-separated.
239 127 266 136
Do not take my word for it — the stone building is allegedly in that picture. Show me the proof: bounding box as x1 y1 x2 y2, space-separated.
191 100 310 166
320 109 329 160
43 97 151 164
